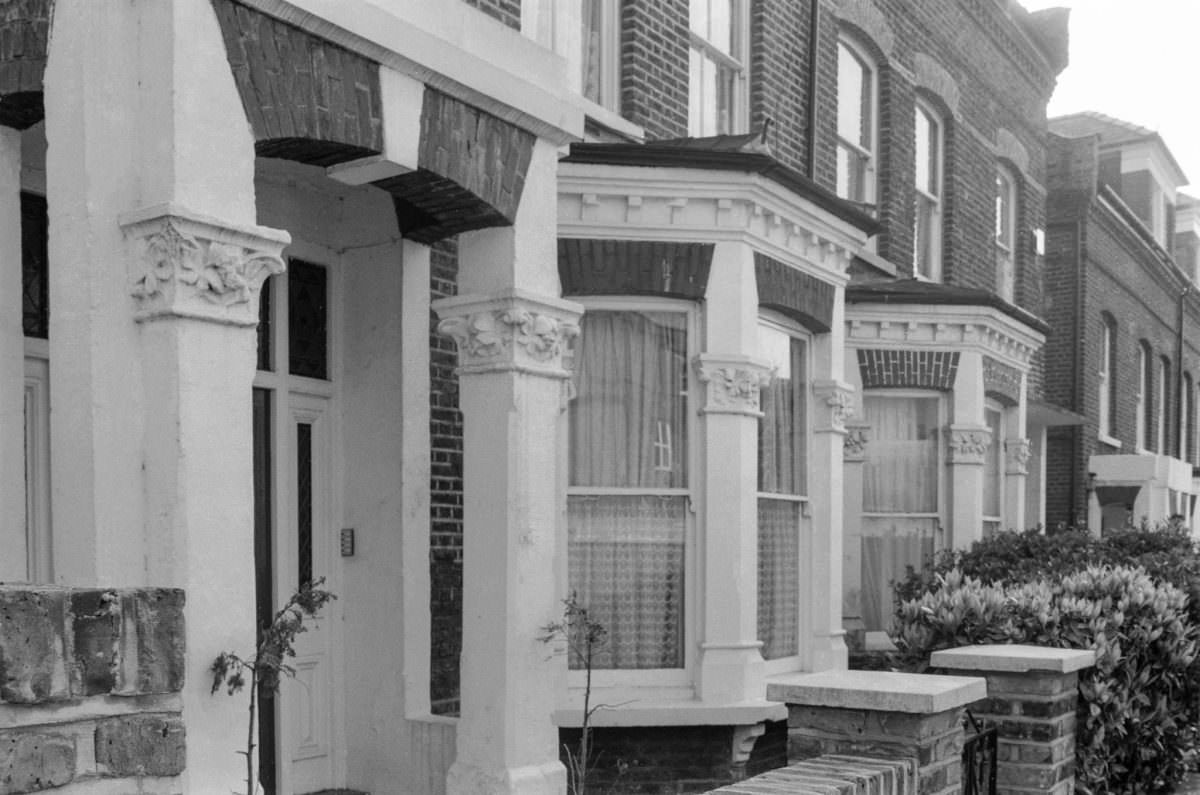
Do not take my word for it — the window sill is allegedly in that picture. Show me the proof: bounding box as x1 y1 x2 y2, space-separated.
851 246 897 278
1097 433 1122 450
579 98 645 143
553 699 786 728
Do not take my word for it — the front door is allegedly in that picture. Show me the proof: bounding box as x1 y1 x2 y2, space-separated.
253 258 339 795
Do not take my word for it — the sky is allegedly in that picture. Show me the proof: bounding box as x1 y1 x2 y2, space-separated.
1020 0 1200 188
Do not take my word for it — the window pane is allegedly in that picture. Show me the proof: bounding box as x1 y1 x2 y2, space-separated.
915 108 932 195
983 408 1002 518
569 311 689 488
288 259 328 379
860 515 937 632
689 0 706 36
581 0 604 104
758 329 806 495
709 0 732 55
568 495 685 669
915 195 937 279
995 171 1013 247
837 43 868 147
257 283 273 372
837 145 868 203
758 499 799 660
863 396 938 513
296 422 313 586
21 192 49 340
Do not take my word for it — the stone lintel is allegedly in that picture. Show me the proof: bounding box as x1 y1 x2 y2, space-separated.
766 670 986 714
930 644 1096 675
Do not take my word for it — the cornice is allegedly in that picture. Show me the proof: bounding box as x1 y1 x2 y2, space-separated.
846 304 1044 369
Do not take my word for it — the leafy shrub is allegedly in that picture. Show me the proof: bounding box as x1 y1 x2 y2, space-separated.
892 564 1200 794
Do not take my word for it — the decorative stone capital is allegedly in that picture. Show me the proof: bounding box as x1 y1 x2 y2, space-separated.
812 380 856 433
947 424 992 465
1005 438 1032 475
695 354 774 416
121 204 290 326
433 290 583 378
843 422 870 462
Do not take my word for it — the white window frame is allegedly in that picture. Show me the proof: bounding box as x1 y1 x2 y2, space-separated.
566 296 700 693
687 0 749 137
995 165 1018 302
1098 317 1118 445
580 0 620 112
1137 342 1150 452
23 337 52 583
836 35 879 205
1183 372 1193 463
1157 356 1169 454
756 312 811 676
982 402 1005 535
913 98 944 282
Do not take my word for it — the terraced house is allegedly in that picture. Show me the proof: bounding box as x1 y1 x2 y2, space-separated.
0 0 1071 794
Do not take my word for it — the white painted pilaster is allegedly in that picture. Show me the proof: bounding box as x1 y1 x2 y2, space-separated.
949 351 986 549
1004 374 1030 533
438 139 577 795
697 241 769 703
0 127 23 581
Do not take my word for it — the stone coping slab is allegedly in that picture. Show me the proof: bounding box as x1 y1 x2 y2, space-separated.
930 644 1095 674
553 700 787 728
766 669 986 714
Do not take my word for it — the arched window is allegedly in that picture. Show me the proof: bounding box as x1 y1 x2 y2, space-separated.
1184 372 1194 462
1099 315 1117 439
1158 355 1171 453
836 35 878 204
995 164 1019 302
1137 342 1151 451
914 98 944 281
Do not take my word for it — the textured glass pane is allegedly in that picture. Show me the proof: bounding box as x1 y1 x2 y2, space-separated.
983 409 1002 518
568 495 685 669
297 422 313 586
21 192 49 339
863 397 939 513
288 259 328 380
257 283 273 372
569 311 689 488
758 499 799 660
759 329 806 495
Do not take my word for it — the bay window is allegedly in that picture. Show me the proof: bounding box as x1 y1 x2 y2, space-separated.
914 99 944 281
756 319 808 662
860 394 940 631
568 305 692 670
836 36 878 204
688 0 747 136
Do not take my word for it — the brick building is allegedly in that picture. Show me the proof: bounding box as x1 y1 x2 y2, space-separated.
1043 112 1200 532
1 1 1080 794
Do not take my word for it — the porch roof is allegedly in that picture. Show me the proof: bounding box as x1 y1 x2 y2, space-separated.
846 278 1051 335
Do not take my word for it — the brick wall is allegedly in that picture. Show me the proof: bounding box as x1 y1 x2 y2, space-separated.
429 238 463 716
459 0 520 30
1044 134 1200 526
857 349 960 391
0 586 186 792
620 0 690 140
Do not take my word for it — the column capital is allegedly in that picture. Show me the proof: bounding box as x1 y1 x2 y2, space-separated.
1005 437 1032 475
121 203 290 326
695 354 774 416
843 422 870 462
947 423 992 465
434 289 583 378
812 379 856 433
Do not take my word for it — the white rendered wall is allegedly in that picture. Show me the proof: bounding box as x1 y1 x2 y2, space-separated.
0 127 23 580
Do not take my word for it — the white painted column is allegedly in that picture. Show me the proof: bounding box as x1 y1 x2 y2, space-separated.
696 241 770 703
1004 374 1030 533
45 3 288 792
840 347 866 645
0 127 24 581
948 351 987 549
436 139 579 795
809 291 851 671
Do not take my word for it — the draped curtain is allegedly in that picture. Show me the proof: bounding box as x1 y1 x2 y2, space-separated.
757 330 806 659
568 311 688 669
860 396 939 631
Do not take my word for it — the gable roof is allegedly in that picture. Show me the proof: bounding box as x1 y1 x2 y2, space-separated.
1049 111 1187 185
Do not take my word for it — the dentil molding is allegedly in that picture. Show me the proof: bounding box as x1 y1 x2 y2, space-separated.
695 354 774 416
121 204 290 326
434 291 583 377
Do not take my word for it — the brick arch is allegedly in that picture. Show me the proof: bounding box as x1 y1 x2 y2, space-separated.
913 54 959 118
0 0 52 129
996 128 1030 175
832 0 895 60
211 0 534 244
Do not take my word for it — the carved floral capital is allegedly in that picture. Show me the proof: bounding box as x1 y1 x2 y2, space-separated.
812 379 856 433
434 291 582 377
947 424 992 465
121 204 290 326
695 355 774 416
1005 438 1032 475
843 422 870 462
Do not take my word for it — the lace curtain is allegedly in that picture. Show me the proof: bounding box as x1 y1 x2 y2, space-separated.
860 396 939 631
568 311 688 669
757 328 805 659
